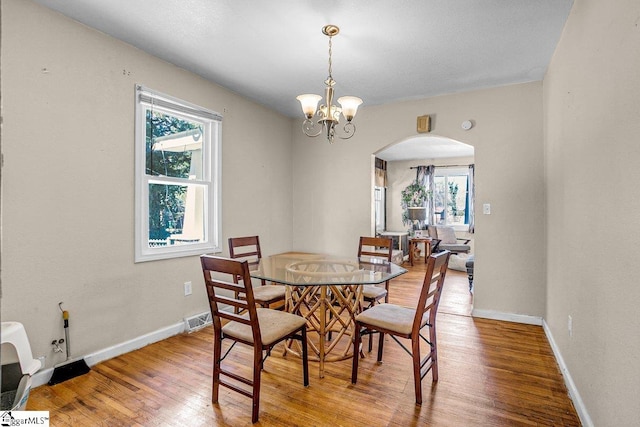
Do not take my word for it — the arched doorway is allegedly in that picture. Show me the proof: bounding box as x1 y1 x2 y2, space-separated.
372 135 476 314
372 134 475 237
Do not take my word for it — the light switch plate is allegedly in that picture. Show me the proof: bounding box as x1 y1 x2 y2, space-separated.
483 203 491 214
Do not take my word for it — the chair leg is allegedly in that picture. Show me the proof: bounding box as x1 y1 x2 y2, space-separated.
367 315 374 353
377 332 385 362
351 323 362 384
212 337 222 403
367 296 383 353
430 326 439 382
301 327 309 387
384 280 390 303
412 336 422 405
252 346 262 423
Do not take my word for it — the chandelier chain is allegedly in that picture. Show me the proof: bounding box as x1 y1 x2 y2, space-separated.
327 35 333 80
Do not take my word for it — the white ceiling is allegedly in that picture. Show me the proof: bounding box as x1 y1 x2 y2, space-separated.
33 0 572 162
33 0 573 120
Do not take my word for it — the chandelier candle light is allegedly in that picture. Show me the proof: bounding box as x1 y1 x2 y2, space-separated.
297 25 363 143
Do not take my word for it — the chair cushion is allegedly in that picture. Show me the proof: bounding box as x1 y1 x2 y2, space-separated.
439 243 470 253
222 308 306 346
362 284 387 300
436 226 458 244
252 284 286 302
355 303 417 335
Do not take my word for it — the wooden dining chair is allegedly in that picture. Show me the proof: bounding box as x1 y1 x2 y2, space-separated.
358 236 394 306
200 255 309 424
351 250 451 404
228 236 286 310
356 236 395 352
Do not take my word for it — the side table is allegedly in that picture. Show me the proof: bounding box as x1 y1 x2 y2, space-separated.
408 237 438 266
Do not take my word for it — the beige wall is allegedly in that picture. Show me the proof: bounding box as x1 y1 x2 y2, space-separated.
0 0 293 367
544 0 640 424
292 83 546 319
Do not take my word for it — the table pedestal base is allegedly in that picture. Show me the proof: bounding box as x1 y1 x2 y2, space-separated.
284 284 362 378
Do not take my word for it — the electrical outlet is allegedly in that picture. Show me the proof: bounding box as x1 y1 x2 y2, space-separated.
184 281 192 296
568 315 573 337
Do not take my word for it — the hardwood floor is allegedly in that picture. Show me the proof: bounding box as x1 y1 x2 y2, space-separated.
28 260 580 426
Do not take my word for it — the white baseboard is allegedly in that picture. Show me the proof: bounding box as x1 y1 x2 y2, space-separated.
542 320 593 427
31 321 185 388
471 308 543 325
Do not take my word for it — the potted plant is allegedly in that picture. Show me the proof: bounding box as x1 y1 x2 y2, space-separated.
401 180 430 231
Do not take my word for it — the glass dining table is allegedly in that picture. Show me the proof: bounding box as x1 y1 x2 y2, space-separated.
250 252 407 378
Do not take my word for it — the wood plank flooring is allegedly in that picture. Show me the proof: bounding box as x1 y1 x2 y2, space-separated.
27 260 581 426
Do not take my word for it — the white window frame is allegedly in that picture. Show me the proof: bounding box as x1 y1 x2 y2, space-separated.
134 85 222 262
434 167 470 232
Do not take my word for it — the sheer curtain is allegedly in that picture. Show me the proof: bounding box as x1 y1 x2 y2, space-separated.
374 159 387 232
375 157 387 187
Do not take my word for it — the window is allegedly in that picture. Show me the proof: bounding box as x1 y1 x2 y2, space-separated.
374 187 386 233
433 167 470 228
135 86 222 262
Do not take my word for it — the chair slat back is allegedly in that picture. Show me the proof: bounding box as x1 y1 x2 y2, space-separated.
229 236 262 262
228 235 265 285
358 236 393 261
201 255 261 343
413 251 451 334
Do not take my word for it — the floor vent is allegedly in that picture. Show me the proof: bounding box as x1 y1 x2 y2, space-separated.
184 312 212 332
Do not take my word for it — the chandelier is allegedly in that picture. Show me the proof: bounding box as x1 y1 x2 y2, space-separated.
296 25 363 144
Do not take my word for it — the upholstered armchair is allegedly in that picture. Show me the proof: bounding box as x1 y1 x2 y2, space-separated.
427 225 471 254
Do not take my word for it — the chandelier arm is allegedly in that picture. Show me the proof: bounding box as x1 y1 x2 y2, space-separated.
338 122 357 140
302 119 323 138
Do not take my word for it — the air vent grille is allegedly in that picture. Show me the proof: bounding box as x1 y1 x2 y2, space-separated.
184 312 212 332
